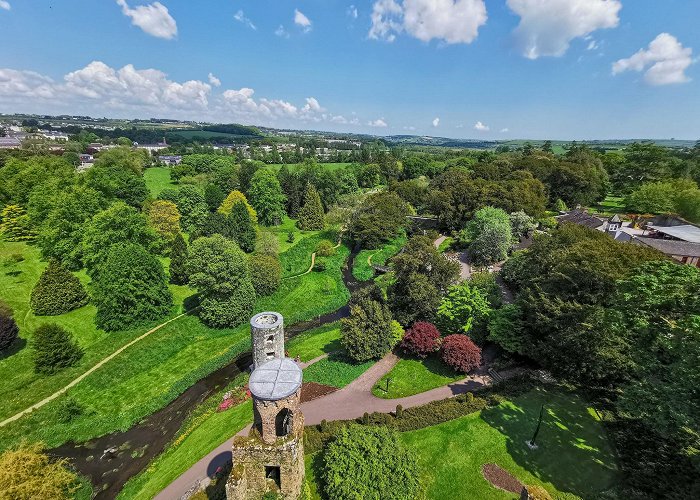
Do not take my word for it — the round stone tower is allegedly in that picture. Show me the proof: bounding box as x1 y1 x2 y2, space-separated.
250 312 285 368
227 312 305 500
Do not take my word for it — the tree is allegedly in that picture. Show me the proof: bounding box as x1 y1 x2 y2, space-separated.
400 322 441 358
227 201 257 253
296 183 325 230
248 254 282 296
487 304 525 354
0 301 19 352
247 169 286 226
459 206 513 265
510 211 536 240
348 191 411 249
218 190 257 223
204 183 226 212
32 323 83 374
0 204 35 241
553 198 568 212
0 442 80 500
172 185 209 234
441 334 482 373
436 282 491 338
186 235 255 328
169 233 188 285
341 289 394 362
82 202 158 274
148 200 181 250
30 260 88 316
201 211 229 238
322 425 420 500
92 243 173 331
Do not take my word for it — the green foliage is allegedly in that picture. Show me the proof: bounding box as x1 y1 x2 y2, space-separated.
296 183 325 230
0 300 19 352
171 185 209 234
322 425 421 500
92 244 173 331
204 183 226 212
436 282 491 338
228 201 256 253
186 235 255 328
30 260 88 316
553 198 568 212
303 354 374 388
248 254 281 297
625 178 700 222
459 206 513 265
32 323 83 374
353 232 407 282
218 190 257 222
487 304 525 354
468 271 502 307
84 155 149 208
0 205 35 241
341 290 394 362
56 397 84 424
348 191 411 249
509 210 536 239
389 320 404 347
315 239 336 257
147 200 181 250
247 169 286 226
169 233 188 285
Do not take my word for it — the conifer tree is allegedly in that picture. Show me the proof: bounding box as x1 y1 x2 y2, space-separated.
169 233 189 285
297 183 325 230
32 323 83 374
30 260 89 316
228 202 256 253
0 205 35 241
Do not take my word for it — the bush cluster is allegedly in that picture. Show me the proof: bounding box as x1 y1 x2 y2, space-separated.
441 334 482 373
400 322 441 358
0 301 19 352
30 260 89 316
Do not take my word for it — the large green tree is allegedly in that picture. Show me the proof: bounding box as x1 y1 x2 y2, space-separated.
30 260 88 316
459 206 513 266
341 288 394 362
436 282 491 339
247 169 286 226
348 191 411 249
169 233 189 285
227 201 256 253
296 183 325 230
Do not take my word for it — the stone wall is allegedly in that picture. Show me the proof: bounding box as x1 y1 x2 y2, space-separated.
253 389 304 445
250 312 285 368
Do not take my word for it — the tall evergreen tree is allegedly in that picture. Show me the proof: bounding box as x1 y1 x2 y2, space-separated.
228 202 256 252
30 260 89 316
297 183 325 230
169 233 189 285
32 323 83 374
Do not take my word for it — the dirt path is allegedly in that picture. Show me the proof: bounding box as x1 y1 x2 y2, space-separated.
0 310 193 428
158 352 496 499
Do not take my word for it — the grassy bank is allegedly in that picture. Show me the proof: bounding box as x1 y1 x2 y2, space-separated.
353 232 407 281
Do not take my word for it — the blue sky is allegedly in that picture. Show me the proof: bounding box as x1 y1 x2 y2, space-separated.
0 0 698 139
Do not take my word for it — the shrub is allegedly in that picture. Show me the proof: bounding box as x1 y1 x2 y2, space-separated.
322 425 421 500
341 293 394 362
56 397 84 423
30 260 89 316
0 442 80 500
400 322 441 358
389 320 405 347
315 239 336 257
436 282 491 337
92 243 173 331
0 204 35 241
527 485 553 500
487 304 525 354
248 254 282 296
32 323 83 374
441 334 482 373
218 190 257 222
0 303 19 353
286 231 295 243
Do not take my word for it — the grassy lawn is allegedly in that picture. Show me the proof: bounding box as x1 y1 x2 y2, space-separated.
287 323 342 362
401 388 619 499
303 354 374 388
265 216 322 254
0 239 350 451
280 229 339 278
144 166 178 197
353 232 407 281
437 236 455 253
591 195 627 216
372 356 464 399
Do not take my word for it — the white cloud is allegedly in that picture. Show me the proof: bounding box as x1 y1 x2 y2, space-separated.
115 0 177 40
612 33 693 86
368 118 388 127
302 97 324 113
0 1 11 12
507 0 620 59
331 115 348 124
0 68 55 99
348 5 359 19
587 40 599 51
234 10 256 30
474 121 489 131
500 128 509 133
432 117 440 127
369 0 487 45
294 9 312 32
275 25 290 38
208 73 221 87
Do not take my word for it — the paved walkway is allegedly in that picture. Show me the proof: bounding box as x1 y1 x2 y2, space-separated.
0 310 193 428
157 352 495 499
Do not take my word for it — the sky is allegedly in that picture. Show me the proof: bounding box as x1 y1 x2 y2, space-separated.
0 0 699 140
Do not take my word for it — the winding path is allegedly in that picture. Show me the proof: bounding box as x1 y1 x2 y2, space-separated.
157 353 496 500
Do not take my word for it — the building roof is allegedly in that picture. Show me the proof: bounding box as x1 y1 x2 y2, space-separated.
649 224 700 243
556 210 604 229
249 357 302 401
634 237 700 258
609 214 622 223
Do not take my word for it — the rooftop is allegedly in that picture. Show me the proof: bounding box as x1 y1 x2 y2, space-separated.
249 357 302 401
649 224 700 243
634 237 700 258
556 210 604 230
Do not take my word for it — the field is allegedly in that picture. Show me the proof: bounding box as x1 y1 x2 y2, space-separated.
305 388 619 499
372 356 464 399
0 234 350 451
287 323 342 362
592 195 627 216
144 167 178 197
303 355 374 388
353 232 407 281
169 130 256 140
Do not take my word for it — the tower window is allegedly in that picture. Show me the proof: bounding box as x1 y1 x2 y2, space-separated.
276 408 292 437
266 351 275 360
265 465 281 489
266 334 274 343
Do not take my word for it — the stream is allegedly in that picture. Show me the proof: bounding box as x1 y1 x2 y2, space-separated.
52 247 364 499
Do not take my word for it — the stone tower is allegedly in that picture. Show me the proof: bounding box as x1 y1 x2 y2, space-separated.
226 312 305 500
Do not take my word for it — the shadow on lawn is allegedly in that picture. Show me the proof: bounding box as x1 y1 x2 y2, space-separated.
480 387 617 498
0 337 27 360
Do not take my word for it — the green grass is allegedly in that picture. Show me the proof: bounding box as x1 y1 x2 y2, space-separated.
437 236 455 253
401 388 619 499
144 167 178 197
287 323 342 362
0 239 350 451
592 195 627 216
353 232 407 281
265 216 322 254
372 356 464 399
280 229 339 278
118 377 253 500
303 354 374 388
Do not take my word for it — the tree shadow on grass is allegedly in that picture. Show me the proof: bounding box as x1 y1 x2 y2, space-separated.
183 293 201 313
0 337 27 360
480 387 618 498
321 337 343 355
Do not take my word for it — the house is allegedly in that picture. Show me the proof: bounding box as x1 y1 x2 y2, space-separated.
158 155 182 165
632 237 700 267
134 139 168 153
0 137 21 149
